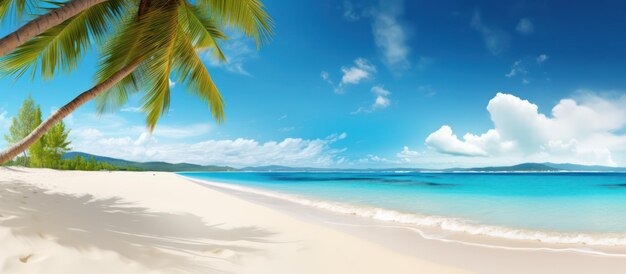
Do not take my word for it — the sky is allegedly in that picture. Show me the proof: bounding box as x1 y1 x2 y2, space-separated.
2 0 626 168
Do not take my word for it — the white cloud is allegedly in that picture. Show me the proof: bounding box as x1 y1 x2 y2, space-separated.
506 56 548 83
73 133 348 168
516 18 534 35
371 0 410 70
397 146 420 162
342 0 367 21
342 0 411 71
320 71 333 85
206 33 256 76
352 85 391 114
341 58 376 84
505 60 526 78
74 128 104 140
169 79 176 88
358 154 398 164
323 58 376 93
0 110 11 147
536 54 548 63
470 11 510 55
0 110 10 129
146 123 211 139
121 106 142 113
425 92 626 166
426 126 489 157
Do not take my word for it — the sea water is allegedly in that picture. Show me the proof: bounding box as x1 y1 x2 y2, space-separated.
180 171 626 245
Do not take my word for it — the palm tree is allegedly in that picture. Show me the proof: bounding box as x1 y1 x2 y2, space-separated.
0 0 109 57
0 0 273 163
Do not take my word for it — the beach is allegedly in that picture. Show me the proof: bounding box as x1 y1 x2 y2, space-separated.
2 168 626 273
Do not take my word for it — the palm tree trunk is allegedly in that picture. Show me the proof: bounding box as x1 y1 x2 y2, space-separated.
0 0 106 57
0 62 139 164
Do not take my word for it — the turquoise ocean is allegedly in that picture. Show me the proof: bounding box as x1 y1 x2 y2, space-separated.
180 171 626 246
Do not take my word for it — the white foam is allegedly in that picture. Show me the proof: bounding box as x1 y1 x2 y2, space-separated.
185 177 626 247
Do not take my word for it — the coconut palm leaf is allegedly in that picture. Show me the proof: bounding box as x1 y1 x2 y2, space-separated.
0 0 130 79
0 0 40 26
0 0 273 164
178 2 227 61
197 0 273 47
172 23 224 123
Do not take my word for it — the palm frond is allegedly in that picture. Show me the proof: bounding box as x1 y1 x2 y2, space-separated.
0 0 130 79
197 0 273 47
178 2 227 62
94 13 144 114
130 0 180 130
0 0 40 27
172 24 224 123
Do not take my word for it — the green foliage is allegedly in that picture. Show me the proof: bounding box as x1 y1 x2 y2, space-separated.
0 0 41 27
1 0 273 132
28 106 45 167
54 154 142 171
2 97 142 171
4 95 39 145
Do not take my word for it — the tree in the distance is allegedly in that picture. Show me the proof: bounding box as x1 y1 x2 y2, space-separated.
4 96 72 168
4 95 41 165
43 121 71 167
0 0 273 164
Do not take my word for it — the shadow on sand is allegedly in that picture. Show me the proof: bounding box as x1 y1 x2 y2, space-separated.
0 180 276 273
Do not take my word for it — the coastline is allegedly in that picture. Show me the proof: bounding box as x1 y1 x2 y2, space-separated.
180 174 626 273
3 167 626 273
0 167 466 274
181 175 626 249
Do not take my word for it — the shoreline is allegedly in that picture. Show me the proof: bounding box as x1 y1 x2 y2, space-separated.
180 175 626 273
3 167 626 273
180 175 626 251
0 167 467 274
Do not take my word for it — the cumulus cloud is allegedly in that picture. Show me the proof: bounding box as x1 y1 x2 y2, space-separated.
322 58 376 93
65 111 349 167
516 18 534 35
352 85 391 114
73 133 349 168
470 11 510 55
397 146 420 162
425 92 626 166
426 126 489 157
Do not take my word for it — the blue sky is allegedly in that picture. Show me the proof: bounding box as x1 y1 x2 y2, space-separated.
2 0 626 168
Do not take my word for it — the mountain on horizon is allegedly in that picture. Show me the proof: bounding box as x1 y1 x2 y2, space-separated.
63 152 236 172
64 152 626 172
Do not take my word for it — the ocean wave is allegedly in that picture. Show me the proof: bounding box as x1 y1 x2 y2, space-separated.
186 177 626 247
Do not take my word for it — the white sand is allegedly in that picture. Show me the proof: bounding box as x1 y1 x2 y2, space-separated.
0 167 467 274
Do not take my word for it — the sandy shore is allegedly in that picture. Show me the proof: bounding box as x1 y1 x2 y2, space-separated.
0 167 466 274
3 168 626 273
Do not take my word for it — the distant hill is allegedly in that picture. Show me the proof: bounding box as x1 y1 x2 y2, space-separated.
446 163 560 172
240 165 426 172
63 152 236 172
60 153 626 172
542 162 626 172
